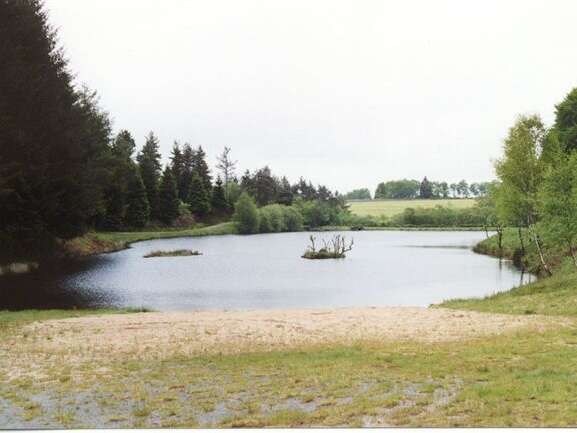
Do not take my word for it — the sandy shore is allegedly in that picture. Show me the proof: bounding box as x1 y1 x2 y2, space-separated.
16 307 564 362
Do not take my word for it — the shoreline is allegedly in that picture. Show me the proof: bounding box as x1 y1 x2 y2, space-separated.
61 222 238 258
64 223 492 259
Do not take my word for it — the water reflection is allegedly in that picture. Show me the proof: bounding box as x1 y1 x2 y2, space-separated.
0 231 533 311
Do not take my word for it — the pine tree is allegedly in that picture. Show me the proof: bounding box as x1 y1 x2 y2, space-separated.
192 146 212 192
277 176 294 205
112 130 136 161
158 167 180 225
188 173 211 217
178 143 194 202
211 176 229 214
137 131 161 220
102 185 125 230
253 166 277 206
0 0 112 250
125 166 150 228
240 170 254 196
101 130 136 230
170 141 184 192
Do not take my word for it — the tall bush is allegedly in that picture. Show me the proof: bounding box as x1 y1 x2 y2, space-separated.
282 206 304 231
233 192 260 234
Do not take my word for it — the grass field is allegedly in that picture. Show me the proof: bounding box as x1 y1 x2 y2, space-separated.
348 199 477 218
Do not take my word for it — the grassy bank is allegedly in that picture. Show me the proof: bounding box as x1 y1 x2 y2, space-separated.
441 228 577 317
63 222 237 257
348 198 476 218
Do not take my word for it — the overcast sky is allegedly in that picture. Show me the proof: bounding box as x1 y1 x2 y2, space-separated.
44 0 577 193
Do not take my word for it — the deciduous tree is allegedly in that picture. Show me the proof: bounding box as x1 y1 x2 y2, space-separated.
495 115 551 275
539 153 577 267
233 192 260 234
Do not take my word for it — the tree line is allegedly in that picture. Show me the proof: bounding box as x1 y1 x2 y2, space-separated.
0 0 349 261
483 87 577 275
371 178 491 200
345 179 491 200
99 132 349 232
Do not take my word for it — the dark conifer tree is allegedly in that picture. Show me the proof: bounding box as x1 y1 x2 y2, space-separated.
192 146 212 192
158 167 180 225
293 177 317 200
277 176 294 206
240 170 255 196
170 142 184 194
0 0 111 256
211 176 229 214
317 185 332 201
188 173 211 217
102 186 125 230
111 130 136 161
253 166 277 206
137 132 161 220
101 130 137 230
125 166 150 228
178 143 194 202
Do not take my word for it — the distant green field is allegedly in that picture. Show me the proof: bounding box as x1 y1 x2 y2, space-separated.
348 198 477 217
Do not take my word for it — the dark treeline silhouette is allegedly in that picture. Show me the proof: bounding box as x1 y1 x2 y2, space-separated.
0 0 348 261
0 0 114 259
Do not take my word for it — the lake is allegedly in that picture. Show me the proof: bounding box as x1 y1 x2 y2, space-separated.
0 231 532 311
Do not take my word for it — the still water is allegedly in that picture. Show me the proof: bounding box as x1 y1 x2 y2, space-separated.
0 231 532 310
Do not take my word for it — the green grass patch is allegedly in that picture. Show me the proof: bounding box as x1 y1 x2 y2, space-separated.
439 265 577 317
8 327 577 427
0 308 149 335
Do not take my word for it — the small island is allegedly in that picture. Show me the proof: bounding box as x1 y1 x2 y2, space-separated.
302 235 354 259
143 249 202 258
